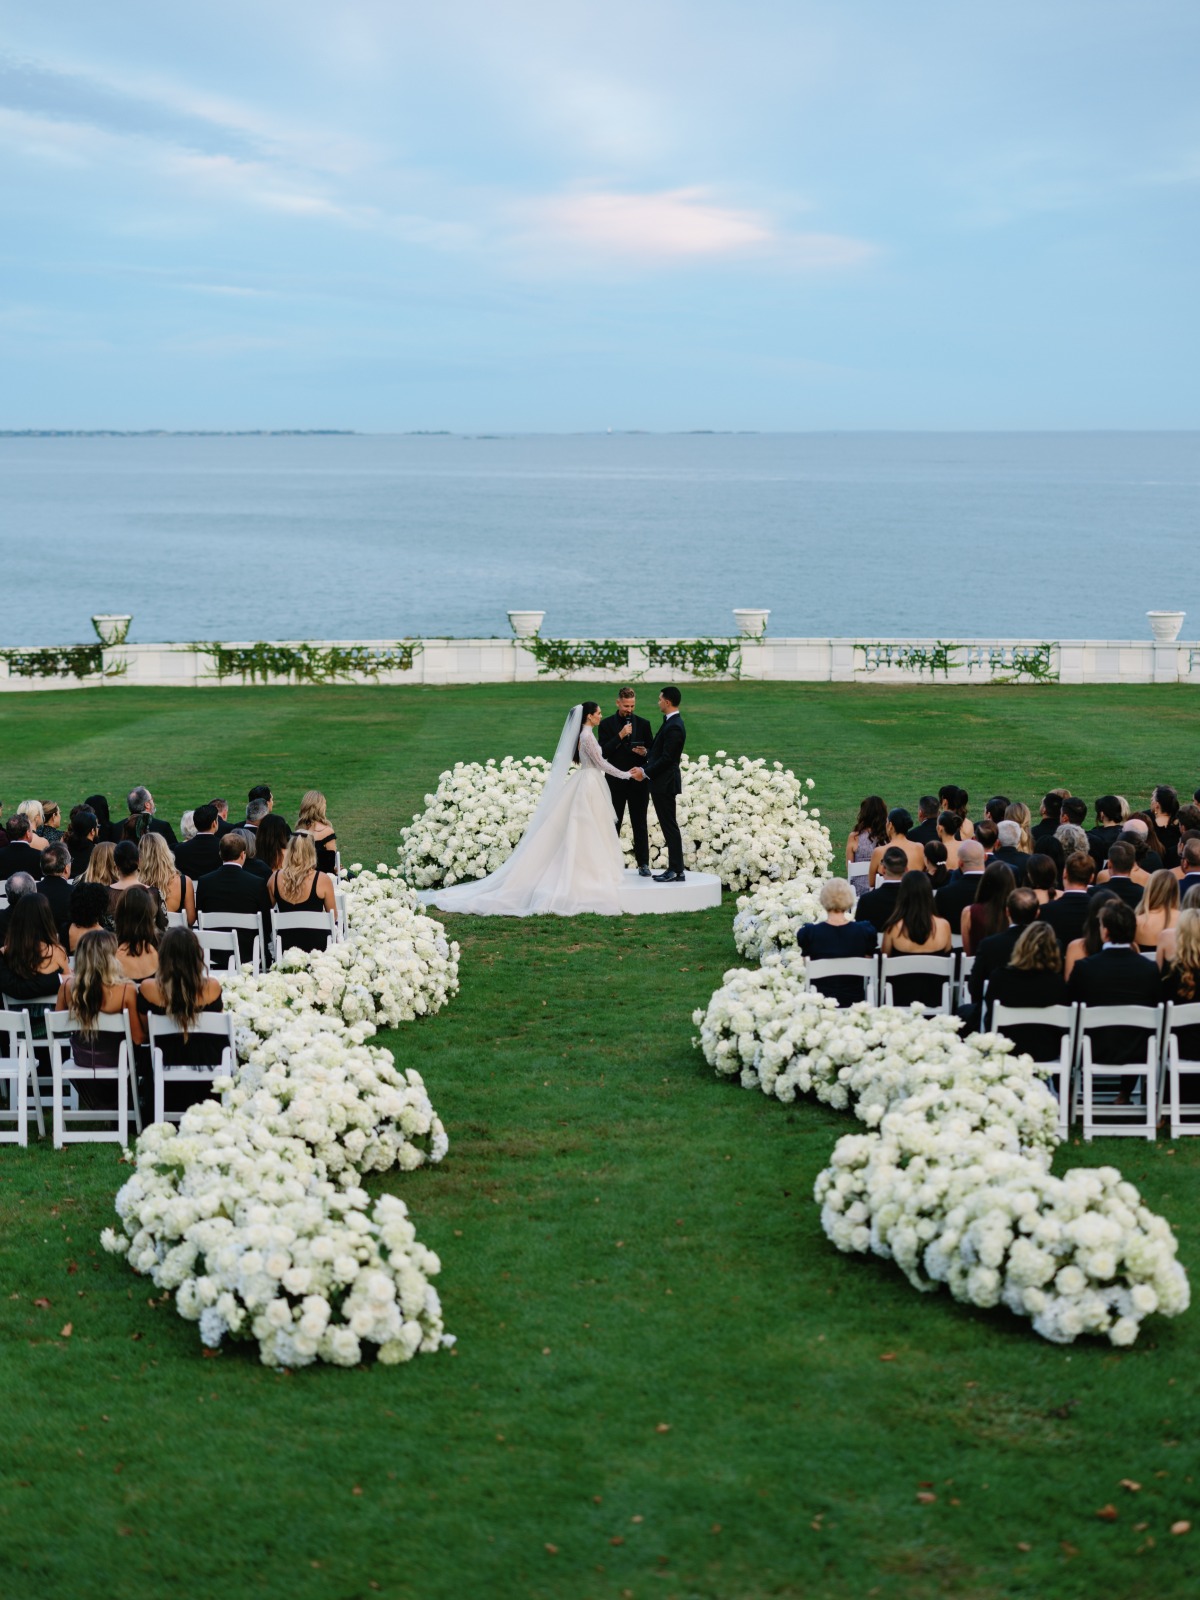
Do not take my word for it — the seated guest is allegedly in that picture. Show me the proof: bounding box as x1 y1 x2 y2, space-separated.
1024 854 1059 905
110 841 155 911
941 784 974 840
173 804 224 881
268 835 338 953
908 796 940 846
36 801 64 843
294 787 339 876
984 922 1070 1058
0 894 68 1027
1041 853 1094 950
1005 801 1035 856
84 842 118 887
845 795 888 897
992 820 1030 884
1064 887 1118 982
855 847 908 932
54 930 144 1107
1055 822 1089 864
138 928 227 1113
1176 838 1200 898
923 840 950 890
794 878 878 1006
211 798 237 838
881 871 953 1006
1151 785 1181 869
64 807 99 878
84 793 122 843
244 798 270 835
1068 898 1162 1092
65 880 115 954
122 786 178 848
195 831 273 964
1161 910 1200 1061
1096 819 1157 883
0 871 36 944
1061 796 1088 830
1032 792 1064 842
1135 869 1179 954
254 814 292 878
967 888 1040 1020
935 839 986 929
962 861 1016 955
179 810 197 842
0 815 45 880
15 802 50 853
36 843 73 929
1087 795 1124 870
140 832 195 925
984 795 1011 828
238 827 272 882
1094 841 1144 907
1176 803 1200 842
867 808 926 884
935 811 961 871
974 820 999 864
1035 832 1065 886
1125 812 1165 872
114 886 161 981
249 784 274 815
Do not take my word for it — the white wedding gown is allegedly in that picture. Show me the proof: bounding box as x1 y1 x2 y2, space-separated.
417 709 632 917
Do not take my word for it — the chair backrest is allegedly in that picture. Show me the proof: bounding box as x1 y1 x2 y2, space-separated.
847 861 871 884
880 954 955 978
147 1010 235 1049
0 1010 32 1058
803 956 877 1005
197 911 263 932
272 911 336 932
991 1002 1078 1033
196 929 240 972
1078 1004 1162 1034
165 909 190 928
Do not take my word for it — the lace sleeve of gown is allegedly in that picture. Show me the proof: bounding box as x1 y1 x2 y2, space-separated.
579 727 628 778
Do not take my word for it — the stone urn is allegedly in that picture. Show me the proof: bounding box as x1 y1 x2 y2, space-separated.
508 610 545 638
1147 610 1185 644
91 613 133 646
732 608 770 638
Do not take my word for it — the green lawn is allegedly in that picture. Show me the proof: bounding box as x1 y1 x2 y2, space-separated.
1 682 1198 1600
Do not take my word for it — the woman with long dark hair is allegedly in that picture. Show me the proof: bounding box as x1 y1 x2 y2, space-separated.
84 794 121 844
254 813 293 877
1064 887 1118 981
138 929 227 1111
0 895 68 1032
114 885 161 980
846 795 888 899
962 862 1016 955
923 839 950 890
882 870 952 1006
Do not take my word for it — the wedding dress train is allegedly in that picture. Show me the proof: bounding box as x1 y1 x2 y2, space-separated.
417 707 632 917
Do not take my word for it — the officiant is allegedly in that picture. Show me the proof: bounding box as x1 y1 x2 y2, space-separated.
598 686 653 875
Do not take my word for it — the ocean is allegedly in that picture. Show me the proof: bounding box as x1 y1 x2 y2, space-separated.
2 431 1197 646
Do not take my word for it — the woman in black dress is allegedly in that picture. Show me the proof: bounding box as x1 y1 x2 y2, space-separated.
0 893 68 1036
985 923 1069 1058
268 834 338 955
138 928 226 1114
294 790 339 876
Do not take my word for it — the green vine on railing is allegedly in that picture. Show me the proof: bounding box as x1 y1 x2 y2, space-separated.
646 638 742 680
979 644 1059 685
858 642 960 677
857 641 1058 683
0 644 123 679
524 638 631 676
203 641 420 685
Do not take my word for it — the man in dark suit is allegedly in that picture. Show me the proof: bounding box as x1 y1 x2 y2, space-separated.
1040 852 1094 949
935 839 986 930
598 687 654 875
1068 898 1162 1073
992 820 1030 884
35 843 73 928
1032 793 1064 842
0 815 44 880
124 786 178 849
195 832 272 964
967 888 1039 1020
1086 795 1123 871
908 796 940 846
1177 838 1200 899
855 847 907 932
211 798 238 838
630 686 686 881
174 804 224 880
1095 841 1143 908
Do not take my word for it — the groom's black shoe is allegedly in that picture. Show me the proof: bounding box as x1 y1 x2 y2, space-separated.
654 870 683 882
638 864 652 877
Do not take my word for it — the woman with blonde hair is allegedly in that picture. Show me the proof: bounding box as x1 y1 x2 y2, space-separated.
1162 910 1200 1061
984 922 1069 1057
83 841 118 887
1135 870 1179 954
37 801 64 843
794 876 878 1006
138 831 195 924
294 789 339 875
268 833 337 954
55 930 143 1095
15 800 49 853
1004 801 1035 857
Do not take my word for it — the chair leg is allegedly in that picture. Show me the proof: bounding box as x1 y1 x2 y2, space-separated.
16 1069 27 1148
116 1061 127 1147
153 1055 164 1128
52 1062 64 1149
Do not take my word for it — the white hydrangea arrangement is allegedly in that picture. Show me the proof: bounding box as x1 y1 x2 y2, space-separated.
398 750 832 892
732 874 827 961
693 963 1190 1345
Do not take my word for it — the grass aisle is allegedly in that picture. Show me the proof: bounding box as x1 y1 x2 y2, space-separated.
1 683 1198 1599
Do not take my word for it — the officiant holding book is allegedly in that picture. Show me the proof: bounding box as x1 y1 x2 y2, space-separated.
598 687 654 876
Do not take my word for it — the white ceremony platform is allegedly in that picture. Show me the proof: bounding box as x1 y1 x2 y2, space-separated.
618 869 722 914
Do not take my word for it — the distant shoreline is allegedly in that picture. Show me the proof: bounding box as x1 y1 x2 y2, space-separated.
0 429 361 438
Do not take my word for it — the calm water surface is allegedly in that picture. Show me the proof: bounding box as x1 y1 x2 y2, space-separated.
2 432 1197 644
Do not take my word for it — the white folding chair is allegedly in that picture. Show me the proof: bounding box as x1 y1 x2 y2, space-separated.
880 954 955 1015
333 889 348 941
801 957 878 1008
955 952 975 1010
991 1002 1079 1140
1077 1004 1164 1141
1162 1001 1200 1139
847 862 871 893
196 929 240 975
0 1011 44 1144
271 910 337 965
165 909 190 928
333 850 342 878
197 911 265 973
44 1010 131 1147
147 1012 236 1125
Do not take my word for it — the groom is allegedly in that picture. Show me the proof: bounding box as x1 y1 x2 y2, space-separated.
631 686 686 882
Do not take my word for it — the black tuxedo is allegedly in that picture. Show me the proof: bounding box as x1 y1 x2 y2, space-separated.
122 815 179 850
1093 876 1142 909
174 833 223 881
968 923 1025 1010
215 816 238 838
640 713 686 874
908 818 938 845
935 873 985 931
1178 872 1200 900
855 879 901 932
1068 947 1161 1065
243 856 272 881
598 709 654 867
1087 824 1122 870
0 841 44 881
1039 891 1091 951
1031 817 1060 842
992 846 1030 885
195 864 272 963
36 875 73 930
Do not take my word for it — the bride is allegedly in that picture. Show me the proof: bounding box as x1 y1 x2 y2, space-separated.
417 703 633 917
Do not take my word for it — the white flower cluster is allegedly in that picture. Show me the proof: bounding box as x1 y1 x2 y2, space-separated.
103 1105 448 1368
693 963 1190 1345
397 750 832 892
397 756 552 887
732 874 827 961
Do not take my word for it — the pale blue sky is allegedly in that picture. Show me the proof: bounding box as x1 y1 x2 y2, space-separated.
1 2 1197 429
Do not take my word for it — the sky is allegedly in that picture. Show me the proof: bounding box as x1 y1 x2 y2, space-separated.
0 1 1197 430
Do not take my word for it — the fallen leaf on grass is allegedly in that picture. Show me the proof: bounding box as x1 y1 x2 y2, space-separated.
610 1535 625 1546
544 1544 559 1556
1016 1542 1031 1553
655 1422 671 1433
879 1352 897 1362
1096 1505 1118 1522
916 1492 937 1505
352 1486 363 1496
33 1298 50 1309
1171 1521 1191 1536
1119 1479 1142 1493
60 1323 73 1338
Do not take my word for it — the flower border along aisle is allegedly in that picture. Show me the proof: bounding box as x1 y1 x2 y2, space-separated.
693 959 1190 1346
397 751 833 892
102 869 460 1368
